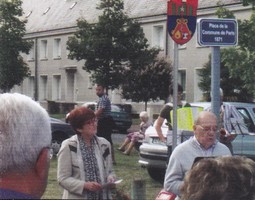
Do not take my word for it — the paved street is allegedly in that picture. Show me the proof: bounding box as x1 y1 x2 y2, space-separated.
112 133 126 144
112 124 140 144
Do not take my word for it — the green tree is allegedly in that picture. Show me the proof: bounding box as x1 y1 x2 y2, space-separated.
215 2 235 18
67 0 159 92
0 0 31 92
198 52 253 102
198 5 255 102
121 57 172 110
243 0 255 8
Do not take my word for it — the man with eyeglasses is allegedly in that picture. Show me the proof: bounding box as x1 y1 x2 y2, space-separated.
164 111 231 199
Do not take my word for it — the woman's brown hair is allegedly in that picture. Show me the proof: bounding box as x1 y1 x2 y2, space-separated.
67 107 95 133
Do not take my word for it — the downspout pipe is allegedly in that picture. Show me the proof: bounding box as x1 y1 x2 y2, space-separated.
34 38 38 101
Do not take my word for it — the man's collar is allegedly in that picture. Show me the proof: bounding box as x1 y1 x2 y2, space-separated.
193 136 216 150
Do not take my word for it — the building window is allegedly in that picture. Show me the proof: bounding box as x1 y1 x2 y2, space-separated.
87 75 92 89
66 70 75 102
43 7 50 15
70 2 77 9
66 36 72 58
25 11 32 18
194 68 204 101
53 38 61 59
28 76 35 98
152 25 164 50
178 70 186 99
28 42 35 61
40 40 48 60
52 75 61 100
39 75 48 100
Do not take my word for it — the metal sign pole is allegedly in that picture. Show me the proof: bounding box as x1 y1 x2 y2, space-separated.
197 18 238 127
211 46 221 125
167 0 199 150
172 42 179 150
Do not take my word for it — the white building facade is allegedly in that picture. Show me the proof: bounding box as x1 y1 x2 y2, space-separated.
14 0 252 113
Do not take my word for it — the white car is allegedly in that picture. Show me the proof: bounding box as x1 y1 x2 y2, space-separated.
138 102 255 182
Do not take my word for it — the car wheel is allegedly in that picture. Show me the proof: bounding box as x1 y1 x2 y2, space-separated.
51 139 62 156
147 167 165 183
134 141 142 151
51 132 69 155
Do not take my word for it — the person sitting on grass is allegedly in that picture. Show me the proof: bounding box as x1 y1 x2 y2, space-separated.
118 111 150 155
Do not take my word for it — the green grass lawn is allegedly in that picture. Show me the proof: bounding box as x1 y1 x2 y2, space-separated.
42 144 163 199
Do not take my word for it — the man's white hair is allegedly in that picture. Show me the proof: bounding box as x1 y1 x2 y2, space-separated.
0 93 51 174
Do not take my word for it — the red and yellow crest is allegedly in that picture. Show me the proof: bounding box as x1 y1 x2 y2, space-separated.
167 0 198 45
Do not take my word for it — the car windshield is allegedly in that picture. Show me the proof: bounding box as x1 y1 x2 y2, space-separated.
237 108 255 132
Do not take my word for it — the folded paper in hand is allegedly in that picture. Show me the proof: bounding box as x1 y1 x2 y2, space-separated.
102 179 123 189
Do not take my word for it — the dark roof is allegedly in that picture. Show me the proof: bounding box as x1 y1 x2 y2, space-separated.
22 0 242 33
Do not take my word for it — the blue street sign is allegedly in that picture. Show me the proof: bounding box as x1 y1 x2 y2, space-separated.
197 18 238 46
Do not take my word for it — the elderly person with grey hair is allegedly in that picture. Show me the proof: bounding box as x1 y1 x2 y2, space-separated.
118 111 150 155
164 111 231 199
0 93 52 199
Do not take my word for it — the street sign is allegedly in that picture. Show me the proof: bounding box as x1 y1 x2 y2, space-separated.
197 18 238 46
167 0 198 45
167 0 198 150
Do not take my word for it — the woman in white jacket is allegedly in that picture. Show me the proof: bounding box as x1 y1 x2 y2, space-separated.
57 106 116 199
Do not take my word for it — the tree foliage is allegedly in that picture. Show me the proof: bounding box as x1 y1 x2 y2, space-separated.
215 2 235 18
243 0 255 9
0 0 31 92
198 5 255 102
198 51 253 102
67 0 159 92
122 57 172 110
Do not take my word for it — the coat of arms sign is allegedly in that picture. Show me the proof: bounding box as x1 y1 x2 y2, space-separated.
167 0 198 45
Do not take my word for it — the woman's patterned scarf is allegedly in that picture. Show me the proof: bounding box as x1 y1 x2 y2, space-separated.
78 135 103 199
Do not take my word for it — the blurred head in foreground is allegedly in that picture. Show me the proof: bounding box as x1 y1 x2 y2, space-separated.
0 93 51 198
181 156 255 200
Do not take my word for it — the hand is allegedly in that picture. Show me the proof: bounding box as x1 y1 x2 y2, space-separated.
107 175 116 183
84 182 102 191
159 136 166 143
103 176 117 189
220 128 237 143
